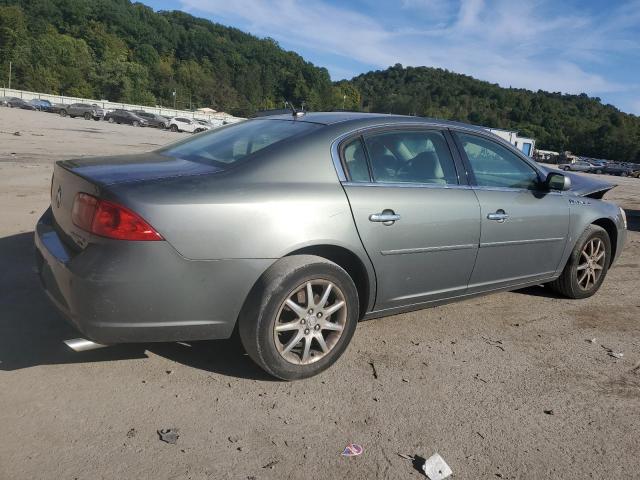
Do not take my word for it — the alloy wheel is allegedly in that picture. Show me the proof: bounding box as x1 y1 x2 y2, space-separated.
577 238 605 290
273 279 347 365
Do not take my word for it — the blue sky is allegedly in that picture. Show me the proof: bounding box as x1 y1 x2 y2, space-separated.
142 0 640 114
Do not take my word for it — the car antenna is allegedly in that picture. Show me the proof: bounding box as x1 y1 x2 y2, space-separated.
285 100 305 117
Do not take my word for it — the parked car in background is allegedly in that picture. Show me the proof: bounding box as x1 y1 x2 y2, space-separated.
7 97 37 110
104 109 148 127
0 96 10 106
560 161 595 172
35 112 627 380
132 111 170 128
28 99 54 111
59 103 104 120
601 163 636 177
168 117 209 133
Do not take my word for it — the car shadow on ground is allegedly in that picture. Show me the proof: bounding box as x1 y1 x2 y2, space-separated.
0 232 272 380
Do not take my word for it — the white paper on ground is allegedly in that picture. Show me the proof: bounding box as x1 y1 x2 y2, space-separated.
422 453 452 480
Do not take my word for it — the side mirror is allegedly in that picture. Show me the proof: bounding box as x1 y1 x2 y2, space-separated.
545 172 571 191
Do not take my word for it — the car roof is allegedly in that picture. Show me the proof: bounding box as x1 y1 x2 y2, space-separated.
258 111 490 133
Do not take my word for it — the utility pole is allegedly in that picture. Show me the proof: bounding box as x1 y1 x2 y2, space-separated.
173 90 176 110
342 94 346 110
8 61 11 90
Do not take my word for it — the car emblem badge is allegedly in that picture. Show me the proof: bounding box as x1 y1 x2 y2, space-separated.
56 185 62 208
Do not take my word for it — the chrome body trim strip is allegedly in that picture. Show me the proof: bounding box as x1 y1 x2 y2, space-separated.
480 237 565 248
381 244 476 256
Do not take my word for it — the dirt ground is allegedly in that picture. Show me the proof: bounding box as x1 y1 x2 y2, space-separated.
1 107 639 479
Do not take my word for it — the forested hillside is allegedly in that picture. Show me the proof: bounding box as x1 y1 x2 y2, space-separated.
0 0 638 160
0 0 351 114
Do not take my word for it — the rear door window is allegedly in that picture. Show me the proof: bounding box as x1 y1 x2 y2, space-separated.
363 129 458 185
341 138 370 182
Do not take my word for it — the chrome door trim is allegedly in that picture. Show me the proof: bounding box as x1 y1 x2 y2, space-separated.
480 237 565 248
381 244 476 256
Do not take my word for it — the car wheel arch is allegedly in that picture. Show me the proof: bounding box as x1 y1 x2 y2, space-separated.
591 218 618 265
283 244 374 319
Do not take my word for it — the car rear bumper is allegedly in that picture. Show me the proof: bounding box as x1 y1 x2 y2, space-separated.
34 207 272 344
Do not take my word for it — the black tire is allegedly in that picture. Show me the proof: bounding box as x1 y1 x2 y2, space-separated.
621 172 628 177
548 225 611 299
563 166 570 171
163 122 168 129
596 169 602 174
133 121 140 127
238 255 359 380
93 117 100 121
108 117 114 123
84 112 91 120
170 124 178 132
59 110 67 117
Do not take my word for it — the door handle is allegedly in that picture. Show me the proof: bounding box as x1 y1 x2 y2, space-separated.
369 210 400 225
487 209 508 223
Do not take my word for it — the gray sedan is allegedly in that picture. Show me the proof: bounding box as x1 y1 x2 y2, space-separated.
35 113 627 380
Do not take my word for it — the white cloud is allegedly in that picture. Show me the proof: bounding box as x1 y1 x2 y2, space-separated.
181 0 639 100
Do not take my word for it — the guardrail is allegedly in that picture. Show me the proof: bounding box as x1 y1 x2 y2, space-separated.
0 87 244 123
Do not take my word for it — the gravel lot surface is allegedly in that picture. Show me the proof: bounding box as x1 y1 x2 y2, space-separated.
1 108 639 479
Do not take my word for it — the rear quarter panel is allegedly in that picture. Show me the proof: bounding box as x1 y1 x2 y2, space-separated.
104 125 374 276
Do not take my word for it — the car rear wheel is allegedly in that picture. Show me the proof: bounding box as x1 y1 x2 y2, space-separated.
84 112 91 120
133 121 140 127
621 172 628 177
549 225 610 299
59 110 67 117
239 255 359 380
596 169 603 174
108 117 114 123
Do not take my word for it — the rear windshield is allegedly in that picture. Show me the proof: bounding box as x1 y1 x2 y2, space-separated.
160 119 321 168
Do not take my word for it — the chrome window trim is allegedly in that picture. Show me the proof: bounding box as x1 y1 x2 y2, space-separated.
342 181 473 190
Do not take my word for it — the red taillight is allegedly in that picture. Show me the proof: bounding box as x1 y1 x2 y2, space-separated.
71 193 163 241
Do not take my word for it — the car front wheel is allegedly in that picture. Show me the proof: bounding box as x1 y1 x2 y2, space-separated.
59 110 67 117
549 225 611 299
170 125 178 132
239 255 359 380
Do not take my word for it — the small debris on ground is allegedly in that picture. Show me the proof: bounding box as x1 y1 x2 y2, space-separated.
341 443 363 457
473 373 488 383
601 345 623 359
544 409 554 415
368 361 378 379
587 338 596 344
126 428 136 438
228 435 240 443
13 131 21 136
262 460 279 469
165 370 173 374
157 428 180 444
422 453 452 479
398 453 414 460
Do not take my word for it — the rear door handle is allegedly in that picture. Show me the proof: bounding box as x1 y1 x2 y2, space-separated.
369 210 400 225
487 209 508 223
